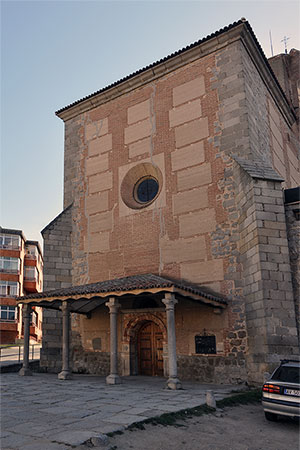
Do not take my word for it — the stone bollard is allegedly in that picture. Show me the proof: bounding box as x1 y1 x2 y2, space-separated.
206 390 216 408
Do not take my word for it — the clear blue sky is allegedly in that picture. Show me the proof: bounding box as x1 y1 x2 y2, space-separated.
1 0 299 247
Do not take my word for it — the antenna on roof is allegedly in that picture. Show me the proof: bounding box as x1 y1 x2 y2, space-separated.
281 36 290 54
269 30 274 57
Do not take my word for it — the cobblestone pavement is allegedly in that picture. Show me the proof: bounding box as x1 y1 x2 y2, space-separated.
1 372 242 449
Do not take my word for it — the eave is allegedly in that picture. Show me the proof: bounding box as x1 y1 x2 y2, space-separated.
55 20 296 128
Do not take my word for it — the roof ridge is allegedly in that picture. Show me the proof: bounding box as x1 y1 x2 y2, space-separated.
55 19 248 116
17 273 227 305
41 203 73 235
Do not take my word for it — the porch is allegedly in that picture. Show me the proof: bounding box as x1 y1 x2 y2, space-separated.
17 274 227 389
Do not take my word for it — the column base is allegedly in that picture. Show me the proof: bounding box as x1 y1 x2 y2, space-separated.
106 374 122 385
19 367 32 376
166 377 182 390
58 370 72 380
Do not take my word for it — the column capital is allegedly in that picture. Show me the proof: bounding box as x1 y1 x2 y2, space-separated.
162 293 177 310
105 297 121 313
60 301 70 313
22 303 32 317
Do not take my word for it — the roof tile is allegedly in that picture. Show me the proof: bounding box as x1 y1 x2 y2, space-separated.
18 273 226 305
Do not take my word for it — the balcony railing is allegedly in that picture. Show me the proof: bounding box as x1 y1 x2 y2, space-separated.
0 268 20 274
0 318 17 323
0 244 21 250
25 254 37 260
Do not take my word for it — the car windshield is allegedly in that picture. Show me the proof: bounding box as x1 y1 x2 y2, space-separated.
271 366 300 384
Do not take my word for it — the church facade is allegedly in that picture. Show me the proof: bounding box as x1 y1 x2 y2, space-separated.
19 19 299 386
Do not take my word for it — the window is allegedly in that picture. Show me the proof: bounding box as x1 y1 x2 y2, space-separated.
272 365 300 384
0 281 19 297
0 306 16 321
195 335 216 354
134 177 159 204
0 234 21 250
25 245 38 259
24 267 38 280
0 257 20 273
120 162 163 210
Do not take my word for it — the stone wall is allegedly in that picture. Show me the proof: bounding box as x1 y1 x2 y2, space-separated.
40 206 72 372
177 355 246 384
71 351 110 376
268 49 300 118
234 161 299 383
44 27 299 383
285 202 300 342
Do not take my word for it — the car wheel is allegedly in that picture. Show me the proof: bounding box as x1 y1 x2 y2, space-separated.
264 411 277 421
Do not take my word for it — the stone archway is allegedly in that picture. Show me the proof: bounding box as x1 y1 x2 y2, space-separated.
121 312 167 376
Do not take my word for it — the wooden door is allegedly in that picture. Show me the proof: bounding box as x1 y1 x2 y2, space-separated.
138 322 163 376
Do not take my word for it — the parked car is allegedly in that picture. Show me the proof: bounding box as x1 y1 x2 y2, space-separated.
262 359 300 421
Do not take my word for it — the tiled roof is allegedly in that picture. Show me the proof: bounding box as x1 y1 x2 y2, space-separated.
233 156 285 182
18 273 227 305
55 19 289 117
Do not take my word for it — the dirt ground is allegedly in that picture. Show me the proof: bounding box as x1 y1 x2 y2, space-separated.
105 404 299 450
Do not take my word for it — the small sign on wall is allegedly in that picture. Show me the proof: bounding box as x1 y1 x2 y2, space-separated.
195 335 216 354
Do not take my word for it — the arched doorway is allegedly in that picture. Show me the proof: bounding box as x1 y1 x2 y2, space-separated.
137 321 163 376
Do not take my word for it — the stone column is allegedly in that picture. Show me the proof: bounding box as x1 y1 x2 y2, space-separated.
19 304 32 376
162 293 182 389
106 297 121 385
58 301 72 380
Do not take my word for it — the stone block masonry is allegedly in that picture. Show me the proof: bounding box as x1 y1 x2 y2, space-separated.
44 22 299 384
40 206 73 372
285 202 300 343
234 162 299 383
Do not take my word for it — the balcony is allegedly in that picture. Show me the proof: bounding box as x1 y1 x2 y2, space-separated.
0 268 20 275
0 257 21 275
24 256 37 268
25 253 37 261
24 277 39 293
0 235 21 251
0 244 21 250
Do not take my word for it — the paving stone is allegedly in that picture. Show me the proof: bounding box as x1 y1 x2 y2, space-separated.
142 409 166 417
54 430 100 446
1 373 242 449
21 440 68 450
1 432 35 448
124 407 152 415
104 412 148 425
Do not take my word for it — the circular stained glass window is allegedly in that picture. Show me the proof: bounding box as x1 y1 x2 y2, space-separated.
134 177 159 204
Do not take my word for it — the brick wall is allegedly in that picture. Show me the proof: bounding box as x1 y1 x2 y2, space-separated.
48 32 299 383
